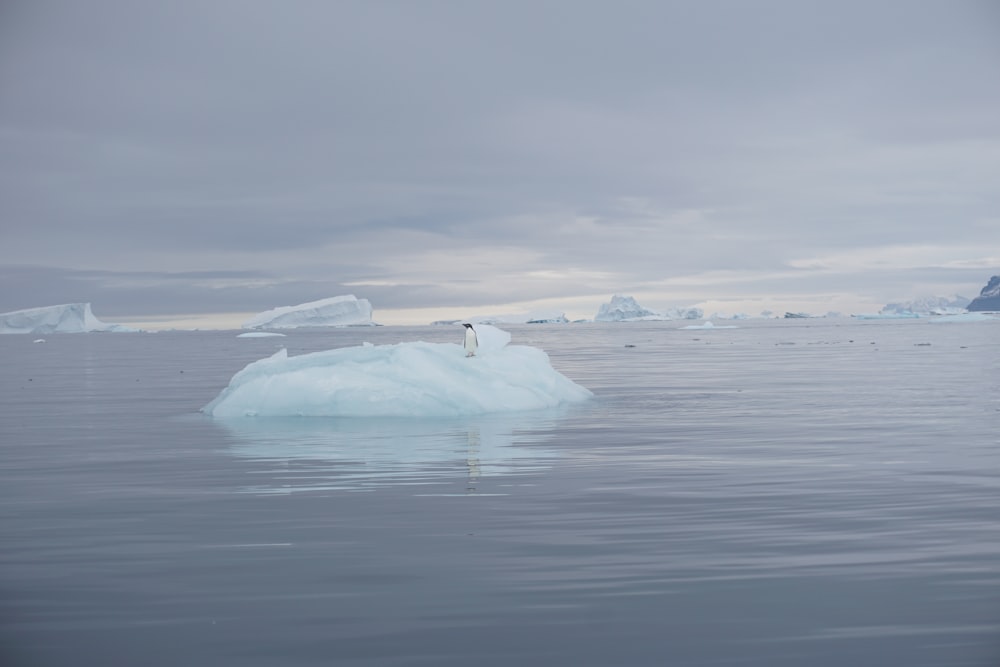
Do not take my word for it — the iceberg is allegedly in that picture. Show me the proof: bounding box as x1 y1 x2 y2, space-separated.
663 306 704 320
242 295 375 329
456 311 569 325
881 295 970 316
595 294 666 321
594 295 702 321
0 303 135 334
202 325 593 418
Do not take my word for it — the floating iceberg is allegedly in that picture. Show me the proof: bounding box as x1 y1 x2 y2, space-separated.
0 303 135 334
203 325 592 418
242 295 375 329
881 295 970 316
441 310 569 325
595 295 701 321
595 294 665 321
663 306 704 320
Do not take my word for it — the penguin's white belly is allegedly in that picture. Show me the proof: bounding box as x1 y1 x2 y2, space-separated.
464 329 478 356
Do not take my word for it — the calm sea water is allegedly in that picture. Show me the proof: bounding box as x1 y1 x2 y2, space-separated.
1 319 998 666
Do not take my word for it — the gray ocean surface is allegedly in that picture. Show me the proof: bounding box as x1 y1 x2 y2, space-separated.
1 318 998 666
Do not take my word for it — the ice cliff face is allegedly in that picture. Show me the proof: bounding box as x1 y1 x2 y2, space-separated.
0 303 133 334
242 295 375 329
967 276 1000 312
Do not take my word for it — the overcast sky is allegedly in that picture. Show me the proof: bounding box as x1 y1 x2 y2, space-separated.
1 0 998 325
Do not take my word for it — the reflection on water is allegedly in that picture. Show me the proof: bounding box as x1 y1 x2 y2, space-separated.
214 409 574 494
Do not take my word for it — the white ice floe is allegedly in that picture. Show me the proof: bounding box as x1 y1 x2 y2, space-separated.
236 332 287 338
203 325 592 417
680 321 738 330
242 295 376 329
0 303 135 334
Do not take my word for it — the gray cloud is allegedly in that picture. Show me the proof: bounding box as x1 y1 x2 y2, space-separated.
1 1 998 321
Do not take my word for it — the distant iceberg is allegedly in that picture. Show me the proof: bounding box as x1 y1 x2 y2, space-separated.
203 325 592 418
0 303 135 334
709 312 750 320
453 310 569 325
595 295 702 321
595 294 662 321
242 295 376 329
663 306 704 320
881 295 970 316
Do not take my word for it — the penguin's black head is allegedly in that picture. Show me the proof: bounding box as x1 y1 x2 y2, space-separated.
462 323 473 329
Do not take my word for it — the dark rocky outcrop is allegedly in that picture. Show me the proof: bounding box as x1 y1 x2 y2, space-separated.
967 276 1000 312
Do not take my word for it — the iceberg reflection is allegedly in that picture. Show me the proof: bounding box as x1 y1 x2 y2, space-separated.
215 410 569 494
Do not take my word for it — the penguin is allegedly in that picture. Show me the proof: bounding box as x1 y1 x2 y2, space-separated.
462 323 478 357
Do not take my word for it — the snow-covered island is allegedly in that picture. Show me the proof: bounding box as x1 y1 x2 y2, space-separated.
242 295 376 329
0 303 136 334
203 325 592 417
594 294 703 322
